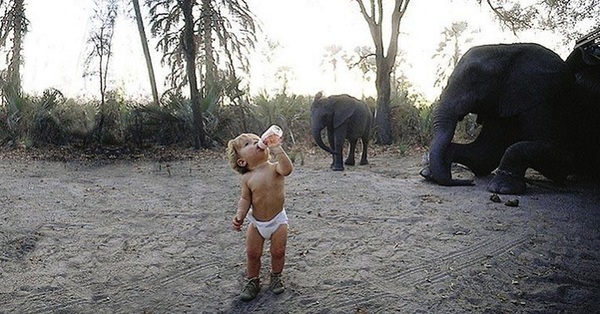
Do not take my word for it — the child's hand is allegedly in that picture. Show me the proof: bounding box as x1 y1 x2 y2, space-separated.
232 216 243 231
271 136 283 147
269 139 284 154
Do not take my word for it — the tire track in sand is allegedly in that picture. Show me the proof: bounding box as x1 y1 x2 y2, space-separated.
378 233 528 288
293 233 528 312
100 260 223 310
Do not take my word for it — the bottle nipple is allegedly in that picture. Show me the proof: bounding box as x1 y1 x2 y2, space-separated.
258 125 283 149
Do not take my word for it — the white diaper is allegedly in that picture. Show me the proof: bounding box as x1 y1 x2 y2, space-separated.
247 209 288 239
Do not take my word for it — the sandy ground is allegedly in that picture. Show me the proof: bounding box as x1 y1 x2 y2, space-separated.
0 147 599 314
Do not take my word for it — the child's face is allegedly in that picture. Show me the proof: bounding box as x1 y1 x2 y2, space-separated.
236 134 269 169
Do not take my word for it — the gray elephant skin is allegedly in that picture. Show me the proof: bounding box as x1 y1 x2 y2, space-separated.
420 36 600 194
311 92 372 171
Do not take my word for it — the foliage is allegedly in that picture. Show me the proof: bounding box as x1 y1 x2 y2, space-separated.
0 86 79 147
2 0 598 158
0 0 27 91
96 90 134 146
144 0 257 149
59 98 97 146
84 0 119 104
433 21 476 89
0 75 26 144
215 92 312 146
389 88 433 148
28 88 69 146
453 113 479 143
321 45 346 83
481 0 600 40
250 93 312 145
346 46 377 92
129 90 194 146
146 0 256 93
0 84 443 156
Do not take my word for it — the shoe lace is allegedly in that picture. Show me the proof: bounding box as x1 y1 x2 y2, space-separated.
245 278 259 292
270 274 282 288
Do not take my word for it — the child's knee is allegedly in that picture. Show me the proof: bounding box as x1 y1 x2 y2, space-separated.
270 246 286 260
247 247 262 260
270 239 287 259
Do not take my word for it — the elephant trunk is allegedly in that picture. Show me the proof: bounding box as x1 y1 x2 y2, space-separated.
311 123 335 155
421 112 473 186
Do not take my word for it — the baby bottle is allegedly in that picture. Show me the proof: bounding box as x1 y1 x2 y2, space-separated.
258 125 283 149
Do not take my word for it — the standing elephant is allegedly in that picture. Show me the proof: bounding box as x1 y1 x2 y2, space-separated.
420 32 600 194
311 92 372 171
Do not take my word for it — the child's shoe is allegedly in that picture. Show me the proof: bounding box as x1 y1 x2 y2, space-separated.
240 277 260 301
269 272 285 294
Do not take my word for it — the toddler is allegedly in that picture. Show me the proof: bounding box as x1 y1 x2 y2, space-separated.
226 132 293 301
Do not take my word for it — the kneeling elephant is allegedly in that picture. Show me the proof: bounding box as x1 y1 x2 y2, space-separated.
421 31 600 194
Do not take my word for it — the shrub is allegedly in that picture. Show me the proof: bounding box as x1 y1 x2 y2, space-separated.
129 90 193 147
389 89 434 148
218 92 312 146
0 83 444 155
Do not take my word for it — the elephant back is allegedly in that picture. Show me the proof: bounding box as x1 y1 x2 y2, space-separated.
330 95 371 127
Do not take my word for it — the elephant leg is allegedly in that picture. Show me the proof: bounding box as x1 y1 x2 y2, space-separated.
488 140 570 194
345 139 357 166
452 141 507 177
359 137 368 165
332 126 347 171
453 120 515 176
327 126 336 169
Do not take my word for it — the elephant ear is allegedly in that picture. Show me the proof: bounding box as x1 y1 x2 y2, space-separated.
333 97 357 128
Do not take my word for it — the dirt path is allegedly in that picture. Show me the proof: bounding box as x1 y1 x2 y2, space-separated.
0 150 598 313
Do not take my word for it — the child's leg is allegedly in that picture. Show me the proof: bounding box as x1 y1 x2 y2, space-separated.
246 224 264 278
269 224 288 273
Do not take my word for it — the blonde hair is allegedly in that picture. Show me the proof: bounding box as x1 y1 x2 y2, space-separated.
226 133 259 174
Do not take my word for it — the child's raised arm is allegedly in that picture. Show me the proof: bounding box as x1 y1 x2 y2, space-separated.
270 145 293 176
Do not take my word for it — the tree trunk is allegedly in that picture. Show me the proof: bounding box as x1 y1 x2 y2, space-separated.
355 0 410 145
375 59 393 144
8 0 25 92
132 0 160 106
201 0 217 87
180 0 209 149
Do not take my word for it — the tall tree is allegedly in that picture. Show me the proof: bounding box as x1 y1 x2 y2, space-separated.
0 0 27 93
275 66 293 95
85 0 118 107
321 45 344 84
146 0 256 148
346 46 377 98
432 21 474 89
84 0 119 145
180 0 208 149
132 0 159 105
354 0 410 145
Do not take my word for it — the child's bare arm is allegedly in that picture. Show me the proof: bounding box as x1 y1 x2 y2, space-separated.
232 178 251 231
270 145 293 176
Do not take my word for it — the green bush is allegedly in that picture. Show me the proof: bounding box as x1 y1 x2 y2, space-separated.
0 83 445 154
129 90 193 147
217 92 312 146
29 88 69 146
389 89 434 148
